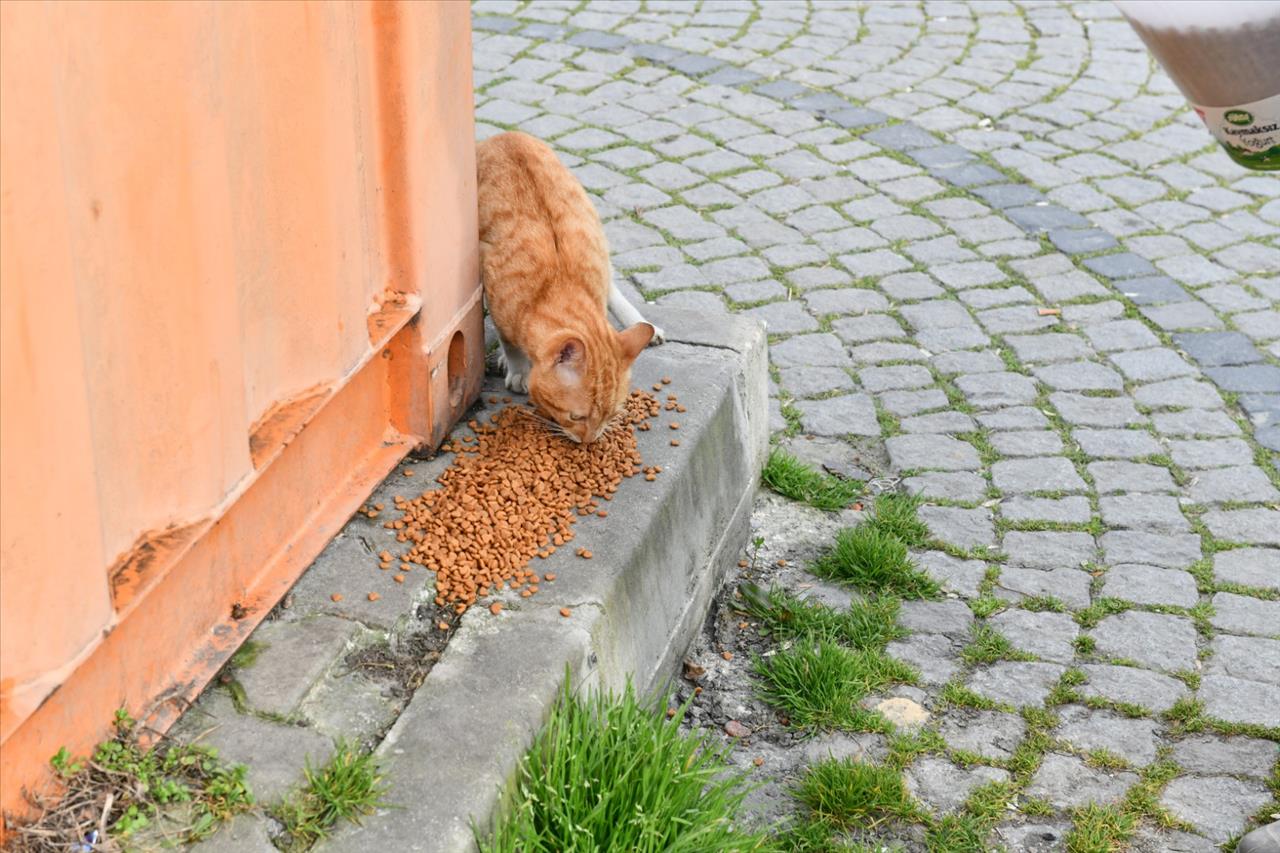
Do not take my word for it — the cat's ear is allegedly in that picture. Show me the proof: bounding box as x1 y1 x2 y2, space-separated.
553 337 586 382
618 322 655 363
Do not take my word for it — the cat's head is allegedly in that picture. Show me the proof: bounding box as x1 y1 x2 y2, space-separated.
529 322 655 444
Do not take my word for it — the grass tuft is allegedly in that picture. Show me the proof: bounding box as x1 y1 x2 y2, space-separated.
276 740 387 850
812 526 940 599
481 678 769 853
794 758 923 830
737 583 904 650
961 625 1038 665
753 642 917 731
1065 803 1135 853
867 492 929 546
763 449 863 511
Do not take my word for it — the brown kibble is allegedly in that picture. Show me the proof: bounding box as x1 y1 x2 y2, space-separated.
438 621 450 631
669 422 679 430
330 593 343 602
559 607 571 617
380 562 391 570
393 574 405 583
694 686 703 696
645 473 656 481
544 573 557 581
402 469 414 477
521 589 533 598
721 651 734 661
367 592 380 602
676 405 686 413
580 550 593 560
597 509 609 518
661 376 672 384
753 756 764 767
652 383 662 391
489 602 503 615
666 708 676 719
738 559 748 568
777 559 787 567
670 439 680 446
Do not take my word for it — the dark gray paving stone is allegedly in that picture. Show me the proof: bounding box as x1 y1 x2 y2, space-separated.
989 610 1078 663
1213 548 1280 591
1200 673 1280 728
1091 611 1198 673
859 364 933 392
1000 496 1092 524
473 16 521 32
1048 228 1119 254
1160 776 1273 843
567 29 629 50
753 79 808 101
910 145 977 169
932 162 1006 188
1006 204 1090 233
667 53 724 77
1004 531 1096 569
1171 734 1277 779
916 552 987 598
1206 635 1280 686
886 434 981 472
905 758 1010 815
992 458 1086 494
792 91 854 114
1204 365 1280 393
1174 332 1264 367
968 662 1067 709
904 472 989 503
1099 531 1201 569
795 394 880 436
826 106 889 129
918 505 995 550
973 184 1046 209
1188 466 1280 504
1025 754 1137 809
1203 508 1280 546
880 389 949 416
864 123 941 151
1098 495 1190 532
990 431 1064 458
937 709 1027 760
898 599 975 639
1211 592 1280 637
1073 429 1162 460
996 568 1092 610
770 333 851 367
1056 705 1161 766
1169 438 1254 469
1083 252 1158 280
886 632 961 685
1101 564 1199 607
1078 664 1189 713
702 66 763 87
1088 461 1177 494
1051 393 1142 428
1116 274 1189 305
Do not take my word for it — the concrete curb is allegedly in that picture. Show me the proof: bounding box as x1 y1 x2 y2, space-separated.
318 306 768 852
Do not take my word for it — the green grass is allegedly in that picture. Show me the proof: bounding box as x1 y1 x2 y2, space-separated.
1065 803 1135 853
866 492 929 546
960 625 1038 665
811 526 940 599
737 583 904 650
763 449 863 511
752 642 917 731
481 679 770 853
794 758 923 830
275 740 388 850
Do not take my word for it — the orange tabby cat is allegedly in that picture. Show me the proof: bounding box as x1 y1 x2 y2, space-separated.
477 131 664 444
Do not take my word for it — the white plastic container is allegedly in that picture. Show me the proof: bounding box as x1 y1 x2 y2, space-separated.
1117 1 1280 171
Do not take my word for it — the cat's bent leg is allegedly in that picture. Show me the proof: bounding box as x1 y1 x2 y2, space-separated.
608 279 666 345
497 334 531 393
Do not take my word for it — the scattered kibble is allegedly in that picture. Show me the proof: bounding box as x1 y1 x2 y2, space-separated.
559 607 571 617
661 376 672 385
597 509 609 518
669 422 680 430
438 621 450 631
666 708 676 719
393 574 405 583
670 439 680 446
330 593 343 602
721 651 734 661
489 602 503 615
367 592 380 602
544 573 557 581
753 756 764 767
737 560 748 568
777 559 787 567
652 383 663 391
580 550 593 560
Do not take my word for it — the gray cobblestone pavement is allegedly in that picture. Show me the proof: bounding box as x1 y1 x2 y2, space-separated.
474 1 1277 849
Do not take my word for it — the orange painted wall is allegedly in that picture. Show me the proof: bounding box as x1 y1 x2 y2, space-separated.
0 0 480 812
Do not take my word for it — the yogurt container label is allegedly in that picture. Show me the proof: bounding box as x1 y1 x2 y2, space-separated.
1193 92 1280 170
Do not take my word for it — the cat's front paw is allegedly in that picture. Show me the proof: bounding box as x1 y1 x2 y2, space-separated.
648 325 666 346
504 370 530 393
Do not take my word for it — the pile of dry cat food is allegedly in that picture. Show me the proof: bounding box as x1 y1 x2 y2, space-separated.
372 385 680 614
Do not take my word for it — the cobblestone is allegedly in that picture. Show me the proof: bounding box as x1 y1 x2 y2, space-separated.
468 6 1280 843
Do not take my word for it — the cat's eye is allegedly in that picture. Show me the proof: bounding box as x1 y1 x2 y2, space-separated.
569 413 586 422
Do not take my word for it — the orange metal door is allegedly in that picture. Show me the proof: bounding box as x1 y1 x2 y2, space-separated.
0 0 481 813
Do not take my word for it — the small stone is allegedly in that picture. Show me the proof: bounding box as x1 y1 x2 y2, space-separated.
725 720 750 738
874 697 930 730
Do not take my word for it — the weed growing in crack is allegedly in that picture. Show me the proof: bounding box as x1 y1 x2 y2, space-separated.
762 448 863 511
274 740 387 850
811 526 940 599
